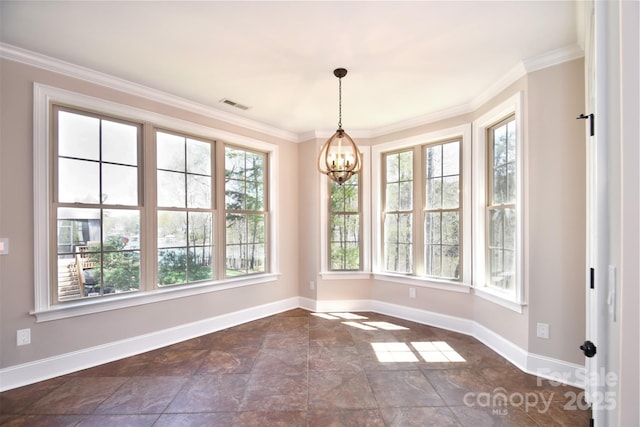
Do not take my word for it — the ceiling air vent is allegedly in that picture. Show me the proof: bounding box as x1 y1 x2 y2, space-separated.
220 98 250 111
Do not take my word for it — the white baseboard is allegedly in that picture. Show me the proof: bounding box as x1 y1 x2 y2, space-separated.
307 298 585 389
526 352 586 389
0 296 585 391
0 297 299 392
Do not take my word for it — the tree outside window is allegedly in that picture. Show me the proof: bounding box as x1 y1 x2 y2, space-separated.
156 131 214 286
424 140 461 280
383 150 413 273
487 117 516 290
225 146 267 276
329 177 361 270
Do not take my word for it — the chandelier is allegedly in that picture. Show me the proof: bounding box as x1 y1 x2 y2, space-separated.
317 68 361 185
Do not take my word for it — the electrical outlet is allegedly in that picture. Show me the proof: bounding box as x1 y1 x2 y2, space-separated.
309 281 315 290
17 328 31 346
409 287 416 299
536 322 549 339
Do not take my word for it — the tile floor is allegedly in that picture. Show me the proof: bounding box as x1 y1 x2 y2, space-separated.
0 309 591 426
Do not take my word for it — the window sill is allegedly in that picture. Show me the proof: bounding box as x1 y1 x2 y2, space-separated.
31 273 281 323
319 271 372 280
373 273 471 293
473 286 526 313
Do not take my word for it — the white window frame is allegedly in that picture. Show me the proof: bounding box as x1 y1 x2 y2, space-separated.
472 92 525 311
33 83 279 322
372 124 471 292
320 146 371 279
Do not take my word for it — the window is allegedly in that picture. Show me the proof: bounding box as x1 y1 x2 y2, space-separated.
373 125 470 288
224 146 267 277
320 147 370 277
35 84 277 318
472 92 523 309
383 150 414 274
156 131 214 286
424 140 461 280
329 176 361 270
54 107 142 302
487 116 516 291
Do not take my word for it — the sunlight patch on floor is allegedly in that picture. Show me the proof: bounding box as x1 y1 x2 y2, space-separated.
371 341 466 363
371 342 419 362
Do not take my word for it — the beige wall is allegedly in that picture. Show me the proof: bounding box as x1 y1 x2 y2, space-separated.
0 59 300 369
300 60 586 362
0 55 586 374
526 59 586 364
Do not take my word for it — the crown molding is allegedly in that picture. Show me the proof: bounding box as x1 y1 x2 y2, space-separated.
0 43 300 143
523 43 584 73
1 42 583 142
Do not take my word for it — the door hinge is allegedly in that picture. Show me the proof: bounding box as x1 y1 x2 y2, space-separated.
577 113 595 136
590 267 595 289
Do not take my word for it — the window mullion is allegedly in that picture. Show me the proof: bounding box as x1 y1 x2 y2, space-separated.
414 145 423 276
143 123 157 292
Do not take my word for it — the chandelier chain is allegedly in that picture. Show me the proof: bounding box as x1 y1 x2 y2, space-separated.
338 77 342 129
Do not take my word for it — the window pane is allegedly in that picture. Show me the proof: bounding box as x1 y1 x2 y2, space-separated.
426 145 442 177
187 175 211 209
225 178 246 210
399 182 413 210
493 165 507 205
188 246 214 281
330 214 345 242
442 245 460 279
103 250 140 294
58 158 100 204
103 209 139 250
188 212 213 246
57 207 101 253
58 111 99 160
399 151 413 180
488 206 515 290
424 212 441 244
503 207 516 250
157 170 186 208
158 248 187 285
187 138 211 175
506 120 516 162
225 213 266 276
426 177 442 209
425 244 441 276
442 141 460 176
103 164 138 205
247 214 266 244
158 211 187 248
442 176 459 209
489 208 504 248
225 147 245 180
386 183 399 211
397 243 412 273
247 181 264 211
384 213 413 273
386 154 399 182
157 132 185 171
331 180 358 213
441 212 459 245
493 125 507 166
506 163 516 204
102 120 138 166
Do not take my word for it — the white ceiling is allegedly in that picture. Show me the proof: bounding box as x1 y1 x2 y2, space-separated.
0 1 580 136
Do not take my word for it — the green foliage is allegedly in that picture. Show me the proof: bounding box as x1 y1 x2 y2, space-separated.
158 248 212 286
